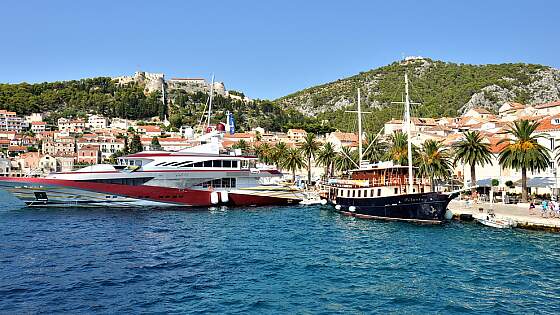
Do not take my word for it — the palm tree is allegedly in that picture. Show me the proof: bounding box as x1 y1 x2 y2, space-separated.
363 133 387 163
416 140 452 191
335 146 358 175
300 133 320 184
453 131 493 194
385 131 410 165
281 147 306 183
498 120 550 203
316 142 337 178
272 141 288 170
254 142 273 164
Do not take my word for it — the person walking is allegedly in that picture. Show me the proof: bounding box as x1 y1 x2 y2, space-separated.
541 199 548 218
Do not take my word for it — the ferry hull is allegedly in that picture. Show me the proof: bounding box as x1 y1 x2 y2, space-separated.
332 192 458 223
0 178 303 208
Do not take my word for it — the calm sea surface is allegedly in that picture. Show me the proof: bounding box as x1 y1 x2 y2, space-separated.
1 191 560 314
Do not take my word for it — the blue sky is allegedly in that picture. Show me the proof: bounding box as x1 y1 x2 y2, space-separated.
0 0 558 99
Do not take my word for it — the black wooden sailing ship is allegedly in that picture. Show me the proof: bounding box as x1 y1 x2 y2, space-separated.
321 74 458 223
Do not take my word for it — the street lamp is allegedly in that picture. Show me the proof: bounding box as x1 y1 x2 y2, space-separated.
555 168 558 201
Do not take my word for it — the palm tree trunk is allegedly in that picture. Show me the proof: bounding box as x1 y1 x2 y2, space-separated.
431 176 435 192
292 169 296 184
470 163 476 194
308 155 312 184
522 167 528 203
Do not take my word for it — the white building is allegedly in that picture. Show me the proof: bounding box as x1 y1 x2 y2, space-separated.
110 118 133 130
0 110 24 132
58 118 85 134
24 113 44 124
87 115 109 131
535 101 560 117
31 121 47 133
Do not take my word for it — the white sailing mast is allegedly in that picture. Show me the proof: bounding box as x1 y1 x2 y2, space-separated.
345 88 371 168
404 73 414 193
206 74 215 128
357 88 363 164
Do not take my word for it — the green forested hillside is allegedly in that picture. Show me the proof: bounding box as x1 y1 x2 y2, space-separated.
0 78 165 123
277 58 560 133
0 77 312 132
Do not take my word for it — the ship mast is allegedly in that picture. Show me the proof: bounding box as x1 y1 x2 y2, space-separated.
345 89 371 168
404 73 413 193
357 88 363 164
206 74 215 128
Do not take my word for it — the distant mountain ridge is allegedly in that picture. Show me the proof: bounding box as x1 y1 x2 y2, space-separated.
276 58 560 131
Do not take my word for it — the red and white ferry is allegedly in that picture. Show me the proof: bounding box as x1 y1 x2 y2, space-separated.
0 141 304 208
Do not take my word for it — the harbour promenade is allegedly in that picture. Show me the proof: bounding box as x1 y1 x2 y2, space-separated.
449 199 560 232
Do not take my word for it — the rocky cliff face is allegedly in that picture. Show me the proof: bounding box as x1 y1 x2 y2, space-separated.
276 58 560 118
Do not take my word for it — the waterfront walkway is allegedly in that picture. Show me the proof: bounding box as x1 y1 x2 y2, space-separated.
448 200 560 232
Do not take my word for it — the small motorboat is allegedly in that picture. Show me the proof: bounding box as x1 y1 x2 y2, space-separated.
299 192 327 206
476 214 516 229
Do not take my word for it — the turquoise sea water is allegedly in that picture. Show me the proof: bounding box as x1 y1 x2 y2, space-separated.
1 191 560 314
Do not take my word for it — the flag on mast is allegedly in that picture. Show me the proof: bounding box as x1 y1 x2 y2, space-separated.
225 111 235 135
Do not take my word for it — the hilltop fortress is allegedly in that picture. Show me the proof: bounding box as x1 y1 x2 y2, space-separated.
114 71 247 101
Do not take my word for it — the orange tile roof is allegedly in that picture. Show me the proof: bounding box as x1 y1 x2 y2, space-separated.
330 131 358 142
535 100 560 109
535 114 560 132
288 129 307 133
8 145 27 151
79 144 100 150
138 125 161 132
224 132 253 139
487 136 509 154
509 102 525 109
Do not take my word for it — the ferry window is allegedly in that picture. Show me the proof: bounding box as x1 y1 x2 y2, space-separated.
352 190 356 198
394 188 398 194
338 190 343 197
193 162 203 167
378 189 381 196
357 190 361 198
421 188 424 193
232 161 238 168
204 160 212 167
346 190 350 198
363 190 368 198
223 160 232 168
213 160 222 168
199 177 236 188
413 189 416 193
